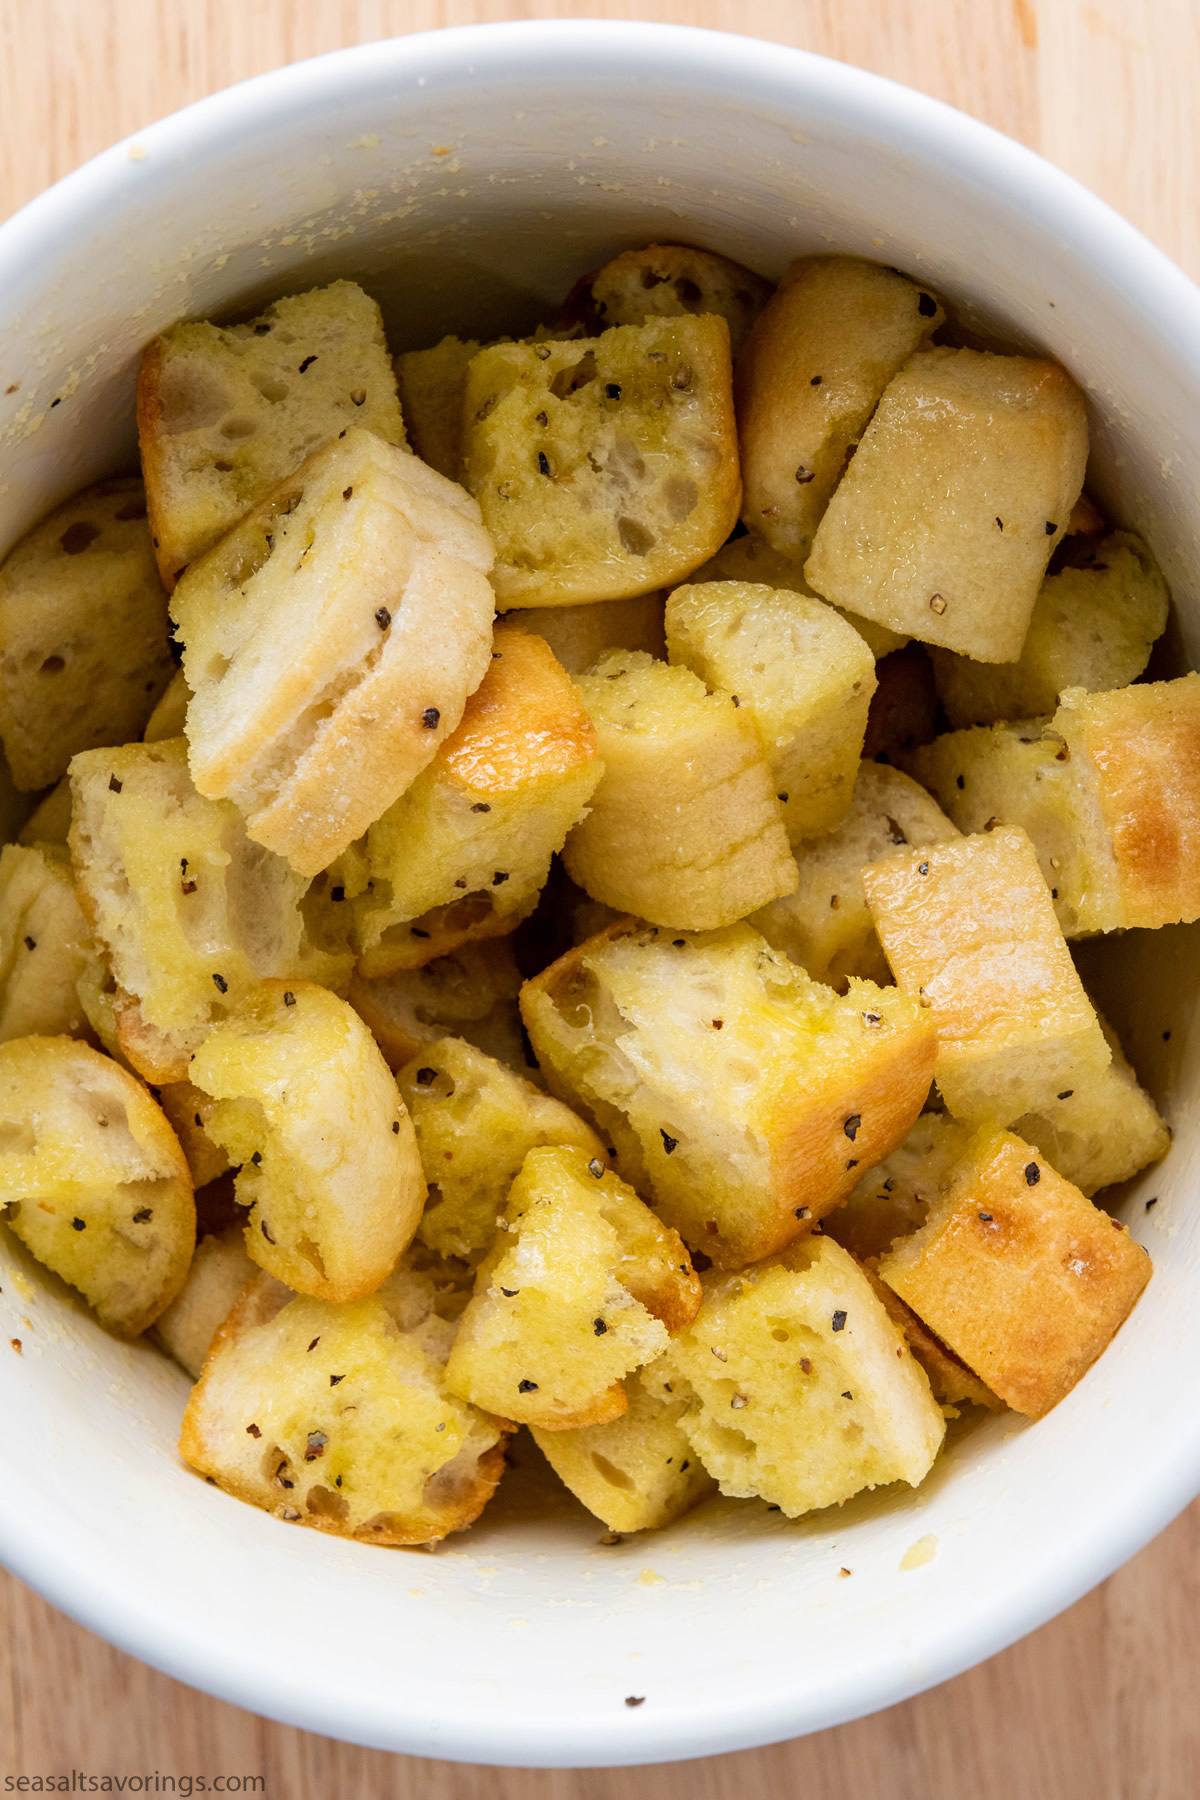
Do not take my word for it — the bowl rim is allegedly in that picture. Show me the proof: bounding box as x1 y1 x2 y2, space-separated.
3 17 1200 1767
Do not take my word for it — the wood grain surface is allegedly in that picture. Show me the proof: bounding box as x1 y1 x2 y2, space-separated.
2 3 1199 1794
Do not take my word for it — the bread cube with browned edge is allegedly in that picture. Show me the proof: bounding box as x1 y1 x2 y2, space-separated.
931 532 1168 727
564 244 772 357
0 844 92 1042
16 777 71 849
504 594 667 673
155 1080 233 1190
152 1224 256 1377
878 1126 1151 1418
749 763 959 989
189 980 425 1303
561 651 795 930
531 1360 717 1532
737 257 944 563
521 920 937 1268
171 427 496 876
68 738 347 1083
355 626 602 969
806 348 1089 661
661 1234 945 1516
349 937 526 1073
863 1269 1002 1413
0 1036 194 1336
444 1145 700 1430
689 530 909 659
394 334 481 480
138 280 405 587
398 1037 603 1263
864 826 1111 1125
143 667 190 742
1014 1015 1169 1197
666 581 876 844
0 478 174 790
461 317 740 607
823 1112 974 1263
180 1269 510 1545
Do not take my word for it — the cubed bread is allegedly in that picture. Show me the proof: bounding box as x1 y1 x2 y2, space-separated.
878 1126 1151 1417
394 334 481 480
749 763 959 988
171 427 496 876
445 1145 700 1429
0 478 174 789
862 1267 1002 1412
0 843 92 1042
504 594 666 672
0 1036 194 1336
861 644 939 764
863 826 1111 1125
397 1037 603 1262
531 1361 717 1532
666 580 876 842
152 1224 255 1377
688 530 909 659
355 890 534 981
823 1112 973 1262
189 980 425 1303
931 531 1168 726
143 666 190 741
180 1273 510 1545
561 650 796 930
155 1079 233 1190
805 348 1089 661
461 317 740 607
661 1234 945 1516
1013 1015 1169 1197
138 280 405 585
68 737 341 1082
16 776 71 848
566 244 772 356
737 256 944 563
520 920 937 1268
0 748 35 843
349 937 526 1073
355 626 602 962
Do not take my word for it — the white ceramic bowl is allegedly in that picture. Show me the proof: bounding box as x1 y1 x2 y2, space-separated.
1 19 1199 1769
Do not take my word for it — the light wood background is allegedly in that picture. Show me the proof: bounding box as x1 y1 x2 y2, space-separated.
3 2 1199 1794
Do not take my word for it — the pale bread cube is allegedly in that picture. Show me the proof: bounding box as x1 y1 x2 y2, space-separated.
531 1360 717 1532
462 317 740 607
171 428 496 876
931 532 1168 726
878 1126 1151 1417
138 280 405 585
566 243 771 356
143 666 190 741
394 334 480 480
806 348 1089 661
152 1224 255 1377
520 920 937 1268
189 980 425 1303
355 626 602 963
750 763 959 989
661 1235 945 1516
445 1144 700 1429
1013 1015 1169 1197
737 256 943 562
562 650 796 930
666 580 876 842
0 478 174 789
349 937 526 1073
0 1036 194 1336
688 530 908 658
863 826 1111 1125
398 1037 602 1262
823 1112 973 1262
155 1079 233 1190
16 776 70 848
0 844 92 1042
503 594 666 672
180 1271 510 1545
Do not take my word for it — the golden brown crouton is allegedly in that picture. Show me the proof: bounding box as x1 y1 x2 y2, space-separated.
0 844 92 1043
566 244 771 356
861 1267 1002 1412
504 594 667 672
878 1126 1151 1418
152 1224 255 1377
349 937 526 1073
155 1080 233 1190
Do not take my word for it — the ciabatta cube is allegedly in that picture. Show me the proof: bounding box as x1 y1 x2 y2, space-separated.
143 666 190 742
394 334 480 480
688 529 908 659
823 1112 973 1263
0 844 92 1043
503 594 666 672
566 244 771 356
1013 1015 1169 1197
349 937 525 1073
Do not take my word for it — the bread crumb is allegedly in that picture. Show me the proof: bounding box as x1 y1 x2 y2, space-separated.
900 1532 939 1571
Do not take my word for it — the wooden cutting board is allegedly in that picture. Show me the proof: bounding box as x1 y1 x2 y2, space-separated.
2 3 1198 1795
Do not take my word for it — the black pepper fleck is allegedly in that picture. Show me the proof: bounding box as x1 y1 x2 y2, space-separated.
660 1129 678 1155
606 383 622 399
625 1697 645 1708
472 802 491 814
593 1319 608 1336
587 1157 605 1179
979 1211 994 1222
283 991 296 1006
392 1120 400 1134
831 1310 847 1332
261 1221 275 1243
71 1217 86 1231
108 775 123 793
537 451 551 475
212 972 228 994
1025 1162 1040 1186
518 1379 539 1393
1045 521 1057 535
1058 1090 1074 1100
375 606 392 630
330 1374 345 1386
246 1423 261 1438
132 1207 152 1223
492 870 509 885
422 707 441 729
843 1114 861 1142
810 374 823 386
23 936 35 952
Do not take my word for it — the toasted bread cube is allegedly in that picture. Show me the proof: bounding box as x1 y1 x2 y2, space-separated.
189 981 425 1303
823 1112 973 1262
504 594 667 672
750 763 959 989
737 256 944 564
152 1224 255 1377
68 738 343 1082
355 626 602 960
561 651 795 930
567 244 771 356
180 1273 509 1545
155 1079 233 1190
864 827 1111 1124
521 921 937 1268
878 1126 1151 1417
171 428 496 876
666 581 876 842
0 1037 194 1336
689 530 909 659
806 348 1089 661
531 1361 717 1532
862 1268 1002 1412
0 844 92 1042
355 890 534 980
445 1145 700 1429
138 280 405 586
143 667 190 742
16 777 71 848
394 334 480 480
397 1038 603 1262
349 937 525 1072
0 478 174 789
931 532 1168 727
661 1235 944 1516
462 317 740 607
1014 1015 1170 1197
